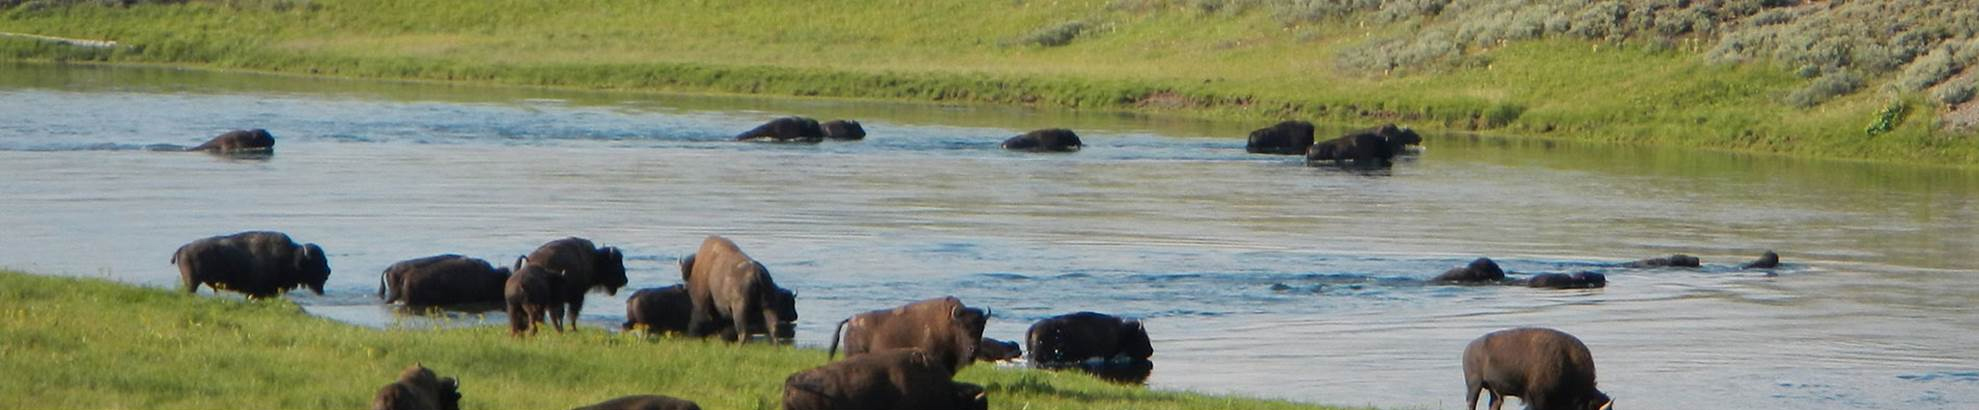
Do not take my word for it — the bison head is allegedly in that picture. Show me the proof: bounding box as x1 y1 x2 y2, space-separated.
296 243 330 295
1583 391 1613 410
595 246 628 296
952 382 989 410
773 287 799 322
1119 320 1154 360
438 376 462 410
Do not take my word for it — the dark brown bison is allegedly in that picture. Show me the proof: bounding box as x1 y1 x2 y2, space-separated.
504 264 565 336
170 231 331 298
975 337 1022 362
1526 272 1607 289
1433 257 1509 284
189 129 275 153
622 283 797 341
736 116 826 142
378 254 514 307
1306 123 1422 168
681 235 788 344
569 395 701 410
1026 312 1154 382
821 120 866 140
1001 128 1082 152
523 237 627 329
1463 328 1613 410
372 364 461 410
1624 254 1699 268
1245 120 1316 155
828 296 990 375
782 349 988 410
1740 250 1780 270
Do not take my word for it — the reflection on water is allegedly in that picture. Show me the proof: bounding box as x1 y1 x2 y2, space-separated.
1 62 1975 410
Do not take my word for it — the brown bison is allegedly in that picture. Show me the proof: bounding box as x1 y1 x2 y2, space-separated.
828 296 989 375
372 364 461 410
1740 250 1780 270
1026 312 1154 383
1432 257 1509 284
504 264 566 336
189 128 275 153
569 394 702 410
1245 120 1316 155
622 283 797 341
782 349 988 410
523 237 627 329
736 116 826 142
1526 272 1607 289
681 235 788 344
1001 128 1082 152
975 337 1022 362
1306 123 1422 168
378 254 514 307
170 231 331 298
1463 328 1613 410
821 120 866 140
1624 254 1699 268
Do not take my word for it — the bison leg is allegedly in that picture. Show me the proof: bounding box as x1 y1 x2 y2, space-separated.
1486 390 1505 410
550 303 566 333
761 308 782 345
686 299 713 338
564 294 584 332
1465 382 1481 410
507 303 527 336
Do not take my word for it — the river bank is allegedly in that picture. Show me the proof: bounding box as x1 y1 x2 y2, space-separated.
1 0 1975 167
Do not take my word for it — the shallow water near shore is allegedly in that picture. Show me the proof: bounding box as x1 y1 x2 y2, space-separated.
2 62 1975 410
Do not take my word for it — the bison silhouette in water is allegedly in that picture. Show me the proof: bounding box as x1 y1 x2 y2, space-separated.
1432 257 1509 284
171 231 330 298
1306 123 1422 168
188 129 275 153
378 254 513 308
821 119 866 140
736 116 827 142
1026 311 1155 383
1623 254 1699 268
1741 250 1781 270
828 296 989 375
1463 328 1613 410
1525 272 1607 289
1245 120 1316 155
1001 128 1082 152
783 349 988 410
371 364 461 410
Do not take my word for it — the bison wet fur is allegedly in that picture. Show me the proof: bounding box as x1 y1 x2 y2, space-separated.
1026 311 1153 367
736 117 826 142
1002 128 1082 152
569 394 701 410
170 231 330 298
378 254 513 307
681 235 789 344
523 237 627 330
189 128 275 153
1306 123 1422 168
1433 257 1509 284
1245 120 1316 155
1463 328 1613 410
504 264 566 336
372 364 461 410
1526 272 1607 289
828 296 989 375
782 349 988 410
1624 254 1699 268
821 120 866 140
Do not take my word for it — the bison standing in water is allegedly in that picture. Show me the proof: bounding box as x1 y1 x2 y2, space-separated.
1026 311 1155 383
828 297 989 375
378 254 513 307
1463 328 1613 410
623 282 798 341
170 231 330 298
504 264 565 336
782 349 988 410
682 235 790 344
522 237 626 330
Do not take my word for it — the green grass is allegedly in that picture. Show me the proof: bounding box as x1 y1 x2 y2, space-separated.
0 0 1975 166
0 270 1349 410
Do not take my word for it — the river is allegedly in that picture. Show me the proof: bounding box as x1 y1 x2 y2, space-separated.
1 62 1974 410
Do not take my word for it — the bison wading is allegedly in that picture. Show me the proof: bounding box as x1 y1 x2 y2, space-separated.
378 254 513 308
171 231 330 298
1463 328 1613 410
624 283 797 341
504 264 566 336
828 296 989 375
523 237 627 330
682 235 789 344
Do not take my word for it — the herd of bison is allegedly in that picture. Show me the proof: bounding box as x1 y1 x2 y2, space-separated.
164 118 1788 410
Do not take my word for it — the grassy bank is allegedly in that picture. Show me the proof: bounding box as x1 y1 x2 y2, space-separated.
1 0 1975 166
0 271 1345 409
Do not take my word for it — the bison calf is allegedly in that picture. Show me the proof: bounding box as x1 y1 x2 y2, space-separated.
570 394 701 410
1463 328 1613 410
505 265 566 336
975 337 1022 362
783 349 987 410
379 254 513 307
372 364 461 410
171 231 331 298
828 296 989 375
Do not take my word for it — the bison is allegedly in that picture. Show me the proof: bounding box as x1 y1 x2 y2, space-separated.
1026 311 1154 383
681 235 789 344
1245 120 1316 155
1001 128 1082 152
170 231 331 298
189 128 275 153
975 337 1022 362
1624 254 1699 268
1741 250 1780 270
1526 272 1607 289
623 283 797 341
782 349 988 410
1306 123 1422 168
372 364 461 410
828 296 989 375
1463 328 1613 410
504 264 566 336
570 395 702 410
378 254 514 307
1432 257 1509 284
821 120 866 140
736 116 826 142
523 237 627 330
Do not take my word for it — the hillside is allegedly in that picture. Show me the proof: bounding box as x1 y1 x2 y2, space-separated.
1 0 1975 165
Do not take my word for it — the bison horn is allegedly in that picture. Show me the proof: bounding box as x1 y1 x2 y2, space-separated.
1598 400 1613 410
974 391 987 401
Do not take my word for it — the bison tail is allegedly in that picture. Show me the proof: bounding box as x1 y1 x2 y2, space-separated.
826 317 851 359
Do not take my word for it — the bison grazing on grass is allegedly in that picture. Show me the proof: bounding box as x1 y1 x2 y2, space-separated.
782 349 988 410
570 394 702 410
828 297 990 375
378 254 513 308
1463 328 1613 410
171 231 330 298
371 364 461 410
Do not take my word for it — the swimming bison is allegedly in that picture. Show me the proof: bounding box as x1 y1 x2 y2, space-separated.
1306 124 1422 168
828 296 989 375
783 349 988 410
737 117 826 142
1526 272 1607 289
189 129 275 153
1026 311 1154 383
371 364 461 410
1432 257 1509 284
170 231 330 298
378 254 514 307
681 235 789 344
1245 120 1316 155
1463 328 1613 410
1002 128 1082 152
522 237 627 329
821 120 866 140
